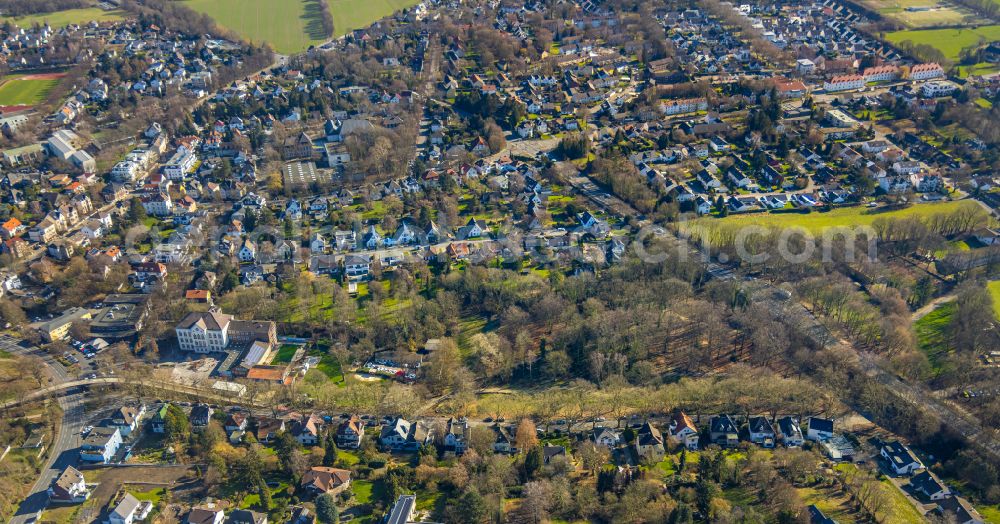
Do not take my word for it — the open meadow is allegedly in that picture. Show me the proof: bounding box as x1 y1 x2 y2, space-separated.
328 0 420 38
989 280 1000 320
686 199 982 234
0 74 61 107
183 0 419 54
0 7 124 28
885 25 1000 60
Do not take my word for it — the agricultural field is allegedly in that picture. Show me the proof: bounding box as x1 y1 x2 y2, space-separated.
0 74 62 107
885 25 1000 61
0 7 124 29
183 0 419 54
688 199 982 234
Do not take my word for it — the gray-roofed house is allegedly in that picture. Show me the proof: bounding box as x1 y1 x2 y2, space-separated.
710 415 740 448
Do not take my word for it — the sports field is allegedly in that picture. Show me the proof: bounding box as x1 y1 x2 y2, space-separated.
688 200 983 235
183 0 419 54
1 7 124 29
861 0 979 27
0 74 62 106
886 25 1000 61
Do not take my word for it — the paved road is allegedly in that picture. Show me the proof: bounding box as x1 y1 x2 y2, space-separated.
10 391 86 524
0 335 85 524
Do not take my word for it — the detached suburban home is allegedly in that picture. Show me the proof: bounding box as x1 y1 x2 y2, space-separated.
300 466 352 497
634 422 665 461
937 496 986 524
709 415 739 448
47 466 90 503
592 427 621 448
910 470 950 500
777 417 804 447
336 415 365 449
186 505 225 524
881 440 924 475
747 416 776 448
493 424 515 455
668 411 699 451
805 417 834 441
108 493 153 524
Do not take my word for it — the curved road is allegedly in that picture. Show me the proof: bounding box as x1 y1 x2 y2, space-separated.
0 335 86 524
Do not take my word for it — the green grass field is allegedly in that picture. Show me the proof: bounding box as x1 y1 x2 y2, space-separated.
328 0 419 38
183 0 327 53
914 301 956 375
183 0 418 54
1 8 124 28
689 200 982 235
0 75 60 106
988 280 1000 320
978 504 1000 523
273 344 300 363
885 25 1000 61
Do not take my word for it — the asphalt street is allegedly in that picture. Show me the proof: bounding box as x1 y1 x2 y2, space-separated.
0 335 85 524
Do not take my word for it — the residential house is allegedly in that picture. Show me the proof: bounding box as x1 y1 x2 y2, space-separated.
291 413 324 445
881 440 923 475
709 415 739 448
255 418 285 443
911 470 950 501
300 467 352 497
543 445 567 464
592 427 621 448
110 405 146 437
805 417 834 441
937 496 985 524
336 415 365 449
380 418 434 452
186 506 225 524
47 466 90 504
344 254 371 279
108 493 153 524
385 495 417 524
634 422 665 461
228 509 268 524
909 63 944 80
191 404 214 427
149 404 170 433
225 413 248 435
79 427 122 463
668 411 699 450
493 424 515 455
747 416 775 448
776 417 804 447
443 417 470 455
